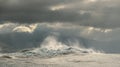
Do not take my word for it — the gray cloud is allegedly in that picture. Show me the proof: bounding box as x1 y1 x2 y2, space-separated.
0 0 86 22
0 0 120 28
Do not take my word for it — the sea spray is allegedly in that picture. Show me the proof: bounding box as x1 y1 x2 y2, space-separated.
17 35 99 58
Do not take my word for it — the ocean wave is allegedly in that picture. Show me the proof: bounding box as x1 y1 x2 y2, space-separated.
0 34 99 58
0 23 120 53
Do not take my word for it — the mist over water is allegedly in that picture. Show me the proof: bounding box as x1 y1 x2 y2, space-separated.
0 22 120 55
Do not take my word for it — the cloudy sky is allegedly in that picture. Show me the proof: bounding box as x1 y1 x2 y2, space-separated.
0 0 120 28
1 0 120 53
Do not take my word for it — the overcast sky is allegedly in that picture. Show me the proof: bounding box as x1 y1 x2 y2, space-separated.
0 0 120 28
1 0 120 53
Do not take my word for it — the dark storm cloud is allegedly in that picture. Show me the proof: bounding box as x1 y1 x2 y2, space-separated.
0 0 120 28
0 0 88 23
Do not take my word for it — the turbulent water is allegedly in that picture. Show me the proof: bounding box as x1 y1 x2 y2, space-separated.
0 22 120 58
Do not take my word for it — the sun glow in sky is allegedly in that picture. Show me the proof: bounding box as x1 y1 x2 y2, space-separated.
50 5 66 11
90 0 97 2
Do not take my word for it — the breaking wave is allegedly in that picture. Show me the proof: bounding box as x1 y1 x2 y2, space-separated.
19 35 97 58
0 22 120 58
0 35 98 58
0 34 99 58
